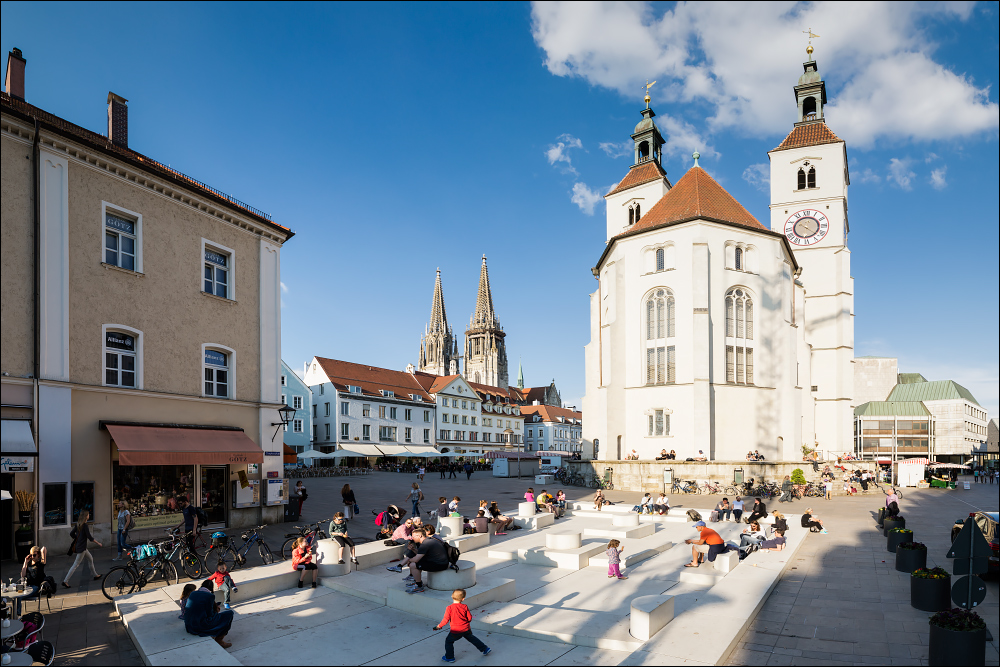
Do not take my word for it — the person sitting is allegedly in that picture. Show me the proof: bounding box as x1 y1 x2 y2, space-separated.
18 546 52 615
770 511 789 536
884 489 900 517
472 510 490 534
738 521 766 557
668 449 677 460
593 489 607 511
634 493 653 514
652 493 670 515
655 449 670 461
800 508 825 533
291 537 319 588
404 525 449 594
746 451 754 461
684 521 726 568
716 498 732 522
746 498 767 525
328 512 359 565
759 529 787 551
487 501 513 534
694 450 708 461
389 518 415 546
206 560 238 610
184 579 234 648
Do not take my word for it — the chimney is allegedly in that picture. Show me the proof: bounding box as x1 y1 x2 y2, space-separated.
107 92 128 148
5 48 26 100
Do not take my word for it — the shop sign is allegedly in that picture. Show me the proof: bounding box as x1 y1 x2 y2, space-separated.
267 471 279 478
112 512 178 532
228 453 249 463
264 451 280 457
1 456 34 473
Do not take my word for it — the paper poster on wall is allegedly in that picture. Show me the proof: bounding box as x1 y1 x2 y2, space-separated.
232 479 260 508
237 469 249 490
266 478 287 506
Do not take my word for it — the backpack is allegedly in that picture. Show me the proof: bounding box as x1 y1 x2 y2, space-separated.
686 509 702 522
444 541 461 571
709 510 720 523
193 506 209 526
133 544 159 560
375 511 388 526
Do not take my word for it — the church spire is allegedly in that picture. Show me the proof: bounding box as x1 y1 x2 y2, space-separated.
465 255 508 389
517 358 524 389
794 36 827 125
471 255 499 329
429 268 448 334
418 269 458 377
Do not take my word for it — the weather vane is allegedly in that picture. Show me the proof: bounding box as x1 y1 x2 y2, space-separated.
802 28 820 57
642 79 656 108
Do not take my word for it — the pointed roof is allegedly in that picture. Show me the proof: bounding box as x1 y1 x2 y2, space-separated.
469 255 500 330
517 359 524 389
772 123 842 151
427 269 449 334
606 160 669 197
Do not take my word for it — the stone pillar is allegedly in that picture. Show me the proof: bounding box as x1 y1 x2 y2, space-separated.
692 242 711 458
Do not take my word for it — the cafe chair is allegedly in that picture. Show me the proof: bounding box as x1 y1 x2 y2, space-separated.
26 640 55 666
18 611 44 646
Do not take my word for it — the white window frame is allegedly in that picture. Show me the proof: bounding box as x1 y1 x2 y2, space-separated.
102 324 143 389
280 374 287 387
201 238 236 300
725 287 755 385
281 393 286 406
292 395 303 410
341 423 349 439
293 419 304 433
340 402 349 416
325 402 331 417
101 202 143 273
325 423 331 440
201 343 235 399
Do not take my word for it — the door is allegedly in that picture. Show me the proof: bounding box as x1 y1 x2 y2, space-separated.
200 466 228 525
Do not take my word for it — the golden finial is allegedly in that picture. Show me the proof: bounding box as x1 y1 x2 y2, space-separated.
802 28 819 57
642 79 656 108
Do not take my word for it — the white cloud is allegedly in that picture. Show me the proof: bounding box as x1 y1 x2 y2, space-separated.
599 141 632 158
857 168 881 185
929 166 948 190
887 158 916 190
280 282 289 293
530 2 998 148
742 163 769 192
924 152 939 163
656 114 717 162
570 182 602 215
546 133 583 174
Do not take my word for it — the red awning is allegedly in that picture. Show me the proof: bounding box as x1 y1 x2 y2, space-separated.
107 424 263 466
283 444 297 464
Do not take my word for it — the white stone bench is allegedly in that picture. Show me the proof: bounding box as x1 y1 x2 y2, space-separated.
313 538 353 577
437 516 464 538
445 532 489 552
546 531 582 550
426 559 477 590
386 571 516 622
612 514 640 527
582 523 655 540
353 540 406 570
163 561 302 604
513 512 554 530
630 594 675 640
712 549 740 573
518 501 537 516
518 541 606 570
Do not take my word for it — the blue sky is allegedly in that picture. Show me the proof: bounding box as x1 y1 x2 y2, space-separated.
3 2 998 418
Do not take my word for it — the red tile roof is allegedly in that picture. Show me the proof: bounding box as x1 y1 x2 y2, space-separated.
314 357 434 402
520 405 582 423
606 160 669 197
1 92 290 237
772 122 842 152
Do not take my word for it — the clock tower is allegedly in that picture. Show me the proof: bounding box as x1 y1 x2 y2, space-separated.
768 45 854 455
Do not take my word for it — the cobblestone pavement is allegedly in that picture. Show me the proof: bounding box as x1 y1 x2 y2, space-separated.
4 470 996 665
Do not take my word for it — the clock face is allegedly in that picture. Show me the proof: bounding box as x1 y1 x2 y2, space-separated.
783 209 830 246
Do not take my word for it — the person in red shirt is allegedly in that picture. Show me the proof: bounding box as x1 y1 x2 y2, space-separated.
433 589 492 662
291 537 318 588
206 560 238 610
684 521 726 567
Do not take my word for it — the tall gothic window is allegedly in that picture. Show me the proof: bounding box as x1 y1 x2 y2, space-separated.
735 247 743 271
797 168 806 190
655 248 664 271
725 287 754 385
645 288 675 385
629 203 641 226
807 166 816 188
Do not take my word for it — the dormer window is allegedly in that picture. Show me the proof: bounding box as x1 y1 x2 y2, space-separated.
380 390 395 398
348 385 362 394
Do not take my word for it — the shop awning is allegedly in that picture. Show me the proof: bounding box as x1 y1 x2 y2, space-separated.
1 420 36 455
105 423 263 466
538 451 575 457
377 444 413 456
404 446 439 456
283 444 297 464
335 444 383 457
484 451 540 459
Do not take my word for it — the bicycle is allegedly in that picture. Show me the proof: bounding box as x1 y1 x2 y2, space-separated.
227 525 277 569
588 475 614 490
280 520 330 561
102 540 178 600
671 480 699 494
163 529 205 580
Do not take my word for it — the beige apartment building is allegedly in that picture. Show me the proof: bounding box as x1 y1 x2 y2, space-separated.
1 49 293 555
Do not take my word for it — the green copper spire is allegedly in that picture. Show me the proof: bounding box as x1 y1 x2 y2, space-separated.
517 358 524 389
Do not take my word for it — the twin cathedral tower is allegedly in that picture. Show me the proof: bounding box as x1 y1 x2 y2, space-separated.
418 256 510 389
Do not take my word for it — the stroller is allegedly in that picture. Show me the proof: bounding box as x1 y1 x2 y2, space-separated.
373 504 407 541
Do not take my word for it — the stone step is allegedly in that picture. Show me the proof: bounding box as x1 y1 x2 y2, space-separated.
444 531 489 552
513 512 555 531
677 568 726 586
517 541 607 570
386 571 516 622
582 523 655 540
588 548 659 569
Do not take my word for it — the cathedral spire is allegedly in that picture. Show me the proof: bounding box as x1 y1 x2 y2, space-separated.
429 268 448 334
419 269 457 377
517 358 524 389
471 255 499 329
465 255 508 389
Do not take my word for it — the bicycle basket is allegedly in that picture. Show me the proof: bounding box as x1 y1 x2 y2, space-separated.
211 531 229 547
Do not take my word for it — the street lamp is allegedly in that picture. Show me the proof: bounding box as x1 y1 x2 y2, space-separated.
271 404 296 442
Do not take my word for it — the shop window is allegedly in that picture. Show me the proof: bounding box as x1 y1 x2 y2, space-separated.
43 483 67 527
202 239 235 299
104 328 139 388
72 482 95 524
204 348 231 398
112 464 195 530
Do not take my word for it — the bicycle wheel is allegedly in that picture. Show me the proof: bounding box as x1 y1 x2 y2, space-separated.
224 546 244 570
102 567 137 600
724 486 736 496
281 537 298 561
180 551 205 579
588 479 600 488
258 542 276 565
605 481 614 491
144 559 178 586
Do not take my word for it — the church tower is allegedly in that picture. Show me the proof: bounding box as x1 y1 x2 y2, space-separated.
418 269 459 376
768 42 854 453
465 256 508 388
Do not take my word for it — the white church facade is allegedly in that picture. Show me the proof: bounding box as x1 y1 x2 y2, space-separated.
584 50 854 462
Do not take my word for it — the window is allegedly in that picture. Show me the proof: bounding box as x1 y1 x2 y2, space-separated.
341 423 349 439
320 385 325 395
363 404 371 417
462 416 468 425
442 413 449 423
796 165 817 190
312 405 317 418
293 419 303 433
362 424 371 440
735 247 743 271
71 482 95 524
281 393 286 406
807 166 816 188
423 410 431 422
293 395 303 410
644 289 676 385
324 423 331 440
104 211 137 271
405 427 412 443
471 416 477 426
453 399 460 407
405 409 411 421
629 202 641 225
440 430 451 440
797 167 806 190
390 407 397 419
43 483 67 527
105 330 137 388
655 248 664 271
313 425 317 439
725 287 755 385
203 243 232 298
379 426 396 441
423 429 430 443
462 400 468 409
281 375 287 387
340 402 349 416
325 402 331 417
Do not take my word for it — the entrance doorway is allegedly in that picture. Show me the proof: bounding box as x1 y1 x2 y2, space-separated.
200 466 228 526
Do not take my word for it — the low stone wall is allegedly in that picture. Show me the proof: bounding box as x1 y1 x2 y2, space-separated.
568 459 876 493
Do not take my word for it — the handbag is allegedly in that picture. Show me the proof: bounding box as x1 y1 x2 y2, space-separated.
353 503 360 514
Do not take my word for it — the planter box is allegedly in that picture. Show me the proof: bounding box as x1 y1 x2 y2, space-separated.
877 507 886 527
895 547 927 572
883 517 905 536
928 622 986 666
887 530 913 553
911 574 951 612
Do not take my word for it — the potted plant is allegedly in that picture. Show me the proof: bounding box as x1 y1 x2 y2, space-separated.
895 541 927 572
883 514 905 536
911 567 951 612
928 608 987 666
887 527 913 553
791 468 807 496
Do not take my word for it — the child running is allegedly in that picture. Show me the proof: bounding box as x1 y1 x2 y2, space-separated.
606 539 627 579
178 582 196 620
433 588 492 662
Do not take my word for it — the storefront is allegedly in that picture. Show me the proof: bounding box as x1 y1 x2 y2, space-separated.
2 419 37 561
103 422 265 534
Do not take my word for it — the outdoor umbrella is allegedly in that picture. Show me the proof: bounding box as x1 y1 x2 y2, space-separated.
297 449 334 459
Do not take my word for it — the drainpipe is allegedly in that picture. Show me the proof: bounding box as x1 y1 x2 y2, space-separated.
32 116 40 548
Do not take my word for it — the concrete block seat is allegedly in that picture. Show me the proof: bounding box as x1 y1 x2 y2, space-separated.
582 523 655 540
352 540 406 570
545 531 582 550
518 502 537 516
444 531 489 552
630 594 675 641
517 541 607 570
712 549 740 573
437 516 464 538
386 563 516 622
612 514 640 527
426 559 477 590
513 512 554 531
165 561 304 604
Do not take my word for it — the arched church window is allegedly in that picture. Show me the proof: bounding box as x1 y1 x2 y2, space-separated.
797 168 806 190
802 96 817 119
807 166 816 189
635 204 641 221
638 141 650 161
629 208 634 225
735 247 743 271
655 248 664 272
644 288 676 385
725 288 754 385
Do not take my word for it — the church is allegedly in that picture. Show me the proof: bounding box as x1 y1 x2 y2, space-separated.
583 46 854 462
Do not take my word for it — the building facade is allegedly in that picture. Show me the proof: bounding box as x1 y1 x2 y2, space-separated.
280 361 312 455
1 50 292 552
522 405 583 454
854 401 934 463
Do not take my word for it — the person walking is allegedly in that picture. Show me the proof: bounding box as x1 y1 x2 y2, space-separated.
294 480 308 517
407 482 423 519
823 478 833 500
418 465 426 481
440 464 447 479
341 483 357 520
113 500 133 561
464 462 473 480
778 476 794 503
62 510 102 588
434 589 491 662
606 539 628 579
732 497 744 523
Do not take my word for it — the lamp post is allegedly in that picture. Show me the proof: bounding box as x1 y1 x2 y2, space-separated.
270 404 296 442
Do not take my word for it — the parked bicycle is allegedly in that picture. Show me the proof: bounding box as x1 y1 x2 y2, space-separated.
671 479 699 494
588 475 614 490
280 520 330 561
164 528 205 579
699 481 737 495
101 540 178 600
203 526 276 570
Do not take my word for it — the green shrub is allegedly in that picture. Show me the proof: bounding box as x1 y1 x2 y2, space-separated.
790 469 807 485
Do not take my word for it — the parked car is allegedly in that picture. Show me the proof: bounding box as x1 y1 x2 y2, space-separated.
951 511 999 576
